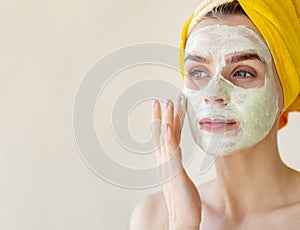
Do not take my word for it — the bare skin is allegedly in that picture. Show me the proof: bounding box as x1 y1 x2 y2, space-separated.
130 15 300 230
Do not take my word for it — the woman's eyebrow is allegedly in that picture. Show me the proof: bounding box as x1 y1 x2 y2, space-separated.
184 54 209 64
184 53 264 65
226 53 264 64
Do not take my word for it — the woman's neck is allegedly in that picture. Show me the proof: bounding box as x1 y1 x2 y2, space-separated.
213 124 294 220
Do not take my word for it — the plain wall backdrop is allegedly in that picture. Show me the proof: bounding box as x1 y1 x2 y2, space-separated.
1 0 300 229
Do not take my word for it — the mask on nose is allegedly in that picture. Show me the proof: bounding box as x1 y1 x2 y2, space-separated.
182 25 280 156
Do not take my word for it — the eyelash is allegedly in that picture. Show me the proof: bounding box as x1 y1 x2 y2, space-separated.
233 69 256 78
186 67 257 80
187 69 209 80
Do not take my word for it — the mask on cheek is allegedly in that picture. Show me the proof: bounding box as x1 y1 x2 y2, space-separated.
182 25 280 156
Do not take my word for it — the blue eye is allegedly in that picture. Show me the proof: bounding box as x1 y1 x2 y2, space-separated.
233 70 255 78
188 70 208 79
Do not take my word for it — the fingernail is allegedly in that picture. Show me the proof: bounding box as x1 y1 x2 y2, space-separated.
165 100 169 110
177 94 183 105
178 94 182 101
179 94 185 105
165 123 169 134
152 100 157 109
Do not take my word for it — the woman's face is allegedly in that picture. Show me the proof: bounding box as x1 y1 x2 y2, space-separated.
183 15 283 156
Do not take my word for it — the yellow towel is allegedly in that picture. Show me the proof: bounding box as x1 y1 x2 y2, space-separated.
180 0 300 129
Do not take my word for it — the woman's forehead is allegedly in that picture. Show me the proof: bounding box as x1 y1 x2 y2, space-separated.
185 24 271 65
190 15 261 36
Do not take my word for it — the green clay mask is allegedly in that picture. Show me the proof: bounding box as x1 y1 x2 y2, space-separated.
182 25 280 156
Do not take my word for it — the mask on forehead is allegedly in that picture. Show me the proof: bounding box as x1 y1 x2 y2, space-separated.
182 25 280 156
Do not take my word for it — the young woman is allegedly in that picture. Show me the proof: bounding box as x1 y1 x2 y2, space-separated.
130 0 300 229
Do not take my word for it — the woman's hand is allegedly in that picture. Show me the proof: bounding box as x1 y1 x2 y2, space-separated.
151 95 202 229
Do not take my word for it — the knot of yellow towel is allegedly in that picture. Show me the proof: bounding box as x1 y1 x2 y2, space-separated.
180 0 300 129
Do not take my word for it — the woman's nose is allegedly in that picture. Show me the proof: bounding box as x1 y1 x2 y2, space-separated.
204 96 228 106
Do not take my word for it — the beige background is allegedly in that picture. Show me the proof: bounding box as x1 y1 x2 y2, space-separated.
1 0 300 229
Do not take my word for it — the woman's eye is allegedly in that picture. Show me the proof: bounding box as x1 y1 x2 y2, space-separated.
188 70 208 79
233 70 255 78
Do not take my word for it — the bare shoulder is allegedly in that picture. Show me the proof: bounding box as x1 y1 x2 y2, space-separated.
269 198 300 229
129 191 168 230
282 170 300 215
266 169 300 228
286 169 300 208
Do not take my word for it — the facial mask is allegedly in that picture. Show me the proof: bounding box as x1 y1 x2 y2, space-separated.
182 25 280 156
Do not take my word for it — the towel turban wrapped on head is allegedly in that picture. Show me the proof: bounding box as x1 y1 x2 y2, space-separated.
179 0 300 129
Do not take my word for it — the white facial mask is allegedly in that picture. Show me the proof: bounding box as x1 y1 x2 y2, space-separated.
183 25 280 156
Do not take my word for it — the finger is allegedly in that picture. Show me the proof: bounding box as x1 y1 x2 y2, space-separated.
160 100 174 156
164 123 180 159
174 94 187 144
151 100 161 128
151 100 162 152
162 99 174 127
162 123 183 175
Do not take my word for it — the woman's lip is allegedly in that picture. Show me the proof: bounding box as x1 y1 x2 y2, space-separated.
199 118 239 132
199 118 237 124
